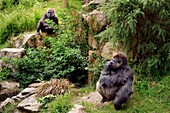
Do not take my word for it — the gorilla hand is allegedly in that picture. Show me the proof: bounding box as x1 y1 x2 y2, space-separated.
36 32 40 35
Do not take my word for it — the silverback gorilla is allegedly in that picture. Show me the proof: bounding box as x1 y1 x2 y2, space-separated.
96 52 134 110
36 8 58 35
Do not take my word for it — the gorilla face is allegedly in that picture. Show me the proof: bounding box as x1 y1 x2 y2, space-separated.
107 52 128 69
47 9 55 18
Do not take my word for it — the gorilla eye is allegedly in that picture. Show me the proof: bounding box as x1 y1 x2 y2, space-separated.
118 60 121 63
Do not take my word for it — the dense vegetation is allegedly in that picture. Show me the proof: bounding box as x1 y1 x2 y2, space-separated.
0 0 87 87
0 0 170 112
98 0 170 78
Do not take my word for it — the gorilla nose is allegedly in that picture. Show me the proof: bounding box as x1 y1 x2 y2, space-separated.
110 61 113 64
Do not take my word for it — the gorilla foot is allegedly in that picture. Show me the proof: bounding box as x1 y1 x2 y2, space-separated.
114 104 121 110
100 97 109 103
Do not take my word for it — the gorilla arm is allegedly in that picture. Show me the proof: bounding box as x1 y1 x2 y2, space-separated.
36 13 48 35
52 15 59 25
113 66 134 110
101 61 114 76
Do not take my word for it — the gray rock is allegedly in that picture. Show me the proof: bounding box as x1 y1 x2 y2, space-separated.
0 48 25 59
0 60 5 71
13 88 37 100
17 94 42 112
88 36 97 49
101 42 124 60
89 0 105 5
0 81 20 101
68 104 86 113
10 34 45 48
82 0 106 11
0 98 15 110
82 10 107 32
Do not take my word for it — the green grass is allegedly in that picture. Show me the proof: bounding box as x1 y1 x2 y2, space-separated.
45 74 170 113
0 102 19 113
0 0 82 44
78 75 170 113
47 93 74 113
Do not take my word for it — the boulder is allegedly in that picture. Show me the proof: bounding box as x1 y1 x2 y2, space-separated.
0 81 20 101
0 98 15 110
100 42 124 60
0 87 37 110
82 10 107 33
68 104 86 113
89 0 105 5
82 0 92 4
88 36 98 49
12 88 37 101
0 48 25 59
10 34 45 48
0 60 5 71
17 94 43 113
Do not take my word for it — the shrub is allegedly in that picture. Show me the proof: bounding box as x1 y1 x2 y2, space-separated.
7 11 88 87
99 0 170 77
48 93 73 113
0 0 44 44
10 43 87 87
0 67 12 81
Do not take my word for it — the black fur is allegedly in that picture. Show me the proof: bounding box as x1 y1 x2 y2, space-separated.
96 52 134 110
36 8 58 35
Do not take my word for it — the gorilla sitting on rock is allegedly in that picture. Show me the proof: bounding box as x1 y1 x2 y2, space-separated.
96 52 134 110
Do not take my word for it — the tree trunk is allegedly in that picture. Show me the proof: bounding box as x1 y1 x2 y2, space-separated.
62 0 68 8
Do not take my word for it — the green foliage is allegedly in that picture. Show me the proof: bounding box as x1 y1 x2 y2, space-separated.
48 93 73 113
0 0 48 10
0 1 44 44
87 57 106 85
10 42 86 87
80 75 170 113
37 94 56 112
0 102 19 113
0 67 12 81
134 78 149 93
4 10 88 87
99 0 170 77
0 0 19 10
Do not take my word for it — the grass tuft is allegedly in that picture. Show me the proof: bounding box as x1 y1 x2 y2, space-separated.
36 79 71 97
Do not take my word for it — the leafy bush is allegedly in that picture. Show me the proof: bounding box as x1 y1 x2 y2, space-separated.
6 11 88 87
134 78 149 93
99 0 170 77
0 0 48 10
0 0 45 44
0 0 19 10
37 94 56 113
0 67 12 81
10 43 86 87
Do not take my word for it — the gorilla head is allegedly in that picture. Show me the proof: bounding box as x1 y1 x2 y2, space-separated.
107 52 128 69
47 8 55 18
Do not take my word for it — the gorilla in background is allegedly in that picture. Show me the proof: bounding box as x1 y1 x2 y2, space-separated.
36 8 58 35
96 52 134 110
